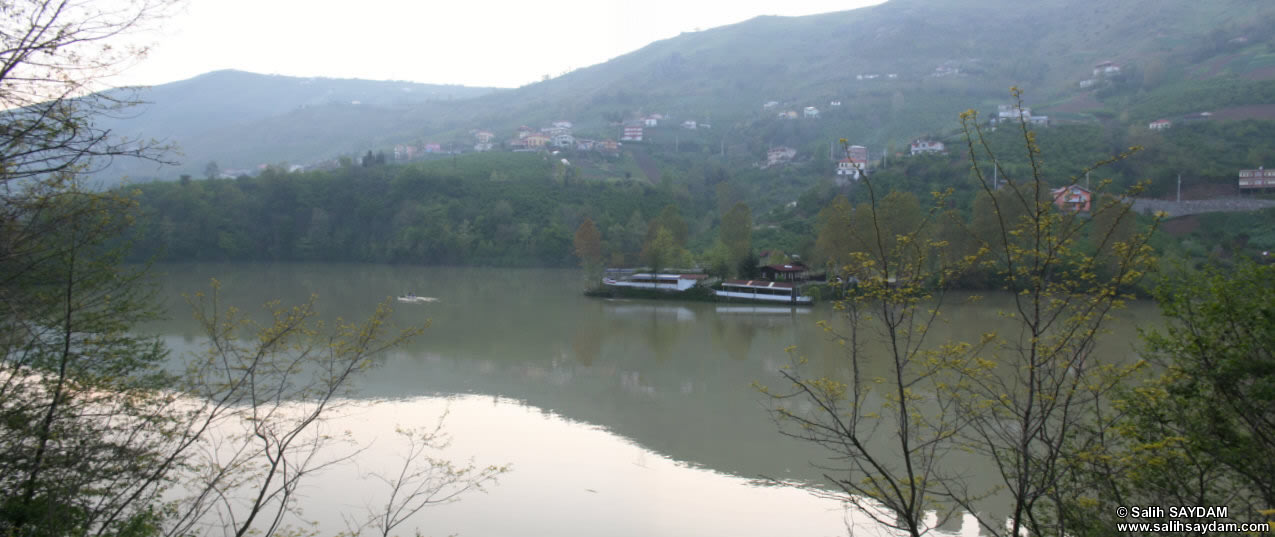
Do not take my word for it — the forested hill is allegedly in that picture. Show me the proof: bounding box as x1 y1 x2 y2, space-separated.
99 0 1275 183
93 71 503 182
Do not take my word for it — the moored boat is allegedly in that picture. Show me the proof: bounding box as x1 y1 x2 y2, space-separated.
714 280 813 304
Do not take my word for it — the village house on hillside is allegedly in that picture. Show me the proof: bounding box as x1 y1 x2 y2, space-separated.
524 132 550 147
682 120 697 130
766 146 797 167
551 133 575 148
1093 60 1121 77
621 125 643 141
803 106 820 118
1239 167 1275 193
1051 184 1092 213
993 104 1049 127
1149 119 1172 130
910 139 945 156
836 158 866 178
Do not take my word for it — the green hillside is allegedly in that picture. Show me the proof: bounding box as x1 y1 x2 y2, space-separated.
97 0 1275 186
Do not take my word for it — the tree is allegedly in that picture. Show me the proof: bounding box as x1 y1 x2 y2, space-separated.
1 1 181 531
1058 261 1275 535
763 91 1160 537
813 195 854 272
205 161 221 180
640 227 690 274
573 217 603 280
720 202 751 277
0 3 502 535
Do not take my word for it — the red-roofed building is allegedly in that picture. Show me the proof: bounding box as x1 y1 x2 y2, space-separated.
1051 184 1092 213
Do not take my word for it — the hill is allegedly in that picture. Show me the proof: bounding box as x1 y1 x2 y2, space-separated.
95 0 1275 183
93 70 502 181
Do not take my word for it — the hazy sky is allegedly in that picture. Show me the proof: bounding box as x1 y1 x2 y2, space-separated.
114 0 885 88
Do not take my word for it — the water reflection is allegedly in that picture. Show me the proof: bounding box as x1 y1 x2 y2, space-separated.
144 263 1158 536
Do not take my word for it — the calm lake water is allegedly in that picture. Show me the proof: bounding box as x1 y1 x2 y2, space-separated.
144 263 1159 537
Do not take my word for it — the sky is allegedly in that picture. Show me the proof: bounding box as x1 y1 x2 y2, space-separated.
113 0 886 89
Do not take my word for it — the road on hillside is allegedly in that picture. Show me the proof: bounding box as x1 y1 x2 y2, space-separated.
1129 197 1275 218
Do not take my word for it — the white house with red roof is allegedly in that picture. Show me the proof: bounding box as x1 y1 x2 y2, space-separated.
910 139 945 156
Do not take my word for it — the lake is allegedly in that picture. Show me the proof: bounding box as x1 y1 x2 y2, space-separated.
144 263 1159 537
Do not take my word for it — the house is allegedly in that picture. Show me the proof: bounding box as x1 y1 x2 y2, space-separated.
575 139 596 151
643 116 658 127
998 104 1031 121
760 262 811 282
516 126 533 139
598 139 620 153
1051 185 1092 213
424 143 442 153
1093 61 1121 77
524 133 550 147
777 110 799 119
1079 79 1097 89
847 145 869 163
763 101 779 109
803 106 820 118
1238 167 1275 192
553 120 573 129
473 142 493 152
475 130 494 143
551 133 575 148
910 139 945 156
682 120 697 130
767 146 797 166
830 100 842 107
836 158 867 178
507 138 528 150
1149 119 1172 131
995 105 1048 127
621 126 643 141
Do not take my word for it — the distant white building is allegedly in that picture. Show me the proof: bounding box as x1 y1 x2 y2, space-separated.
682 120 697 130
830 100 842 107
836 158 866 178
551 133 575 148
763 101 779 109
803 106 820 118
553 120 573 129
910 139 945 156
1093 61 1121 77
643 116 658 127
621 126 643 141
1149 119 1172 130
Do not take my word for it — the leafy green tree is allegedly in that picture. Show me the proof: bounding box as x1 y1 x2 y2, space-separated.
641 228 690 274
573 217 604 280
720 202 752 276
1059 261 1275 534
813 195 854 272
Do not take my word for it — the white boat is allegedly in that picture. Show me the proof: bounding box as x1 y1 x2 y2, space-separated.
602 273 708 292
714 280 813 304
396 295 438 303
